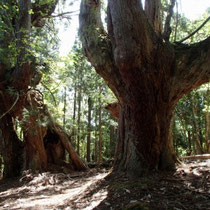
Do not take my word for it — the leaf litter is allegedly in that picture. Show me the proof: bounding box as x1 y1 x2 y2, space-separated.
0 159 209 210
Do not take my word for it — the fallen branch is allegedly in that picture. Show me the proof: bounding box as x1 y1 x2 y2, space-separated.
181 154 210 160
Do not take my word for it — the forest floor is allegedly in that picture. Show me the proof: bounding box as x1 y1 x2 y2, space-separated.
0 159 209 210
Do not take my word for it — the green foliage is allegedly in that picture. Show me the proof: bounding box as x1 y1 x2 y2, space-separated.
40 38 117 162
174 84 209 156
170 4 210 42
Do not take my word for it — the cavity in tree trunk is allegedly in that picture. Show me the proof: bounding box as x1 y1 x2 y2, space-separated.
22 90 87 172
79 0 210 176
0 0 59 178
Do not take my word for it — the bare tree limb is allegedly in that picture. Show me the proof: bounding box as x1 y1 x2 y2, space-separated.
163 0 176 41
79 0 126 101
51 10 79 18
177 16 210 43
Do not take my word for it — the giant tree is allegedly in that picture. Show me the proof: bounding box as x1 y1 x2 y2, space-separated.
0 0 86 178
79 0 210 176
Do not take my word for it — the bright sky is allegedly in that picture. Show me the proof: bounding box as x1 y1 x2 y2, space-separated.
58 0 210 56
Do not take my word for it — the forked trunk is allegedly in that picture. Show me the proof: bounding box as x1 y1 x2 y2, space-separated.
79 0 210 176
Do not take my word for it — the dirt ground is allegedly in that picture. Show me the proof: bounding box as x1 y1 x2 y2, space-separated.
0 159 209 210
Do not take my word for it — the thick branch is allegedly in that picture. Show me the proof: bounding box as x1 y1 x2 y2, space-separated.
170 37 210 105
145 0 162 35
107 0 156 71
79 0 125 100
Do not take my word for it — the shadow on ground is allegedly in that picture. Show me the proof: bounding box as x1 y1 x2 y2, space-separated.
0 159 209 210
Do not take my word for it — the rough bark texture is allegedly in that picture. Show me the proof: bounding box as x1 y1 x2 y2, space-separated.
0 114 23 178
0 0 59 178
22 90 48 171
22 90 87 172
79 0 210 176
145 0 162 35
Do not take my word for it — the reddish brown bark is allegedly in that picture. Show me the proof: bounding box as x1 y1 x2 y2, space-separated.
145 0 162 35
0 0 59 178
79 0 210 176
22 90 87 172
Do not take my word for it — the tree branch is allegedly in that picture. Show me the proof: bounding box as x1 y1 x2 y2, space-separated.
170 37 210 105
177 16 210 43
163 0 176 41
51 10 79 18
145 0 162 35
79 0 125 101
107 0 155 71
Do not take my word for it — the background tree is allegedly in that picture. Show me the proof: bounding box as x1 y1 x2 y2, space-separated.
0 0 84 178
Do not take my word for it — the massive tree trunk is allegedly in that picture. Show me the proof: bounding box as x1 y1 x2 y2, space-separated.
79 0 210 176
0 0 59 178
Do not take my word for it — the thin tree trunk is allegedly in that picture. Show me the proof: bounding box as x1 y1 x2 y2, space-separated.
192 103 203 154
63 87 67 129
87 97 92 162
205 112 210 153
205 85 210 153
94 110 98 163
72 87 77 143
77 85 82 155
98 87 102 166
187 130 192 155
109 125 115 157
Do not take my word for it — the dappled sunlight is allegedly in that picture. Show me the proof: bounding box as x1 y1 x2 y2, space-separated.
1 161 210 209
0 170 109 209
